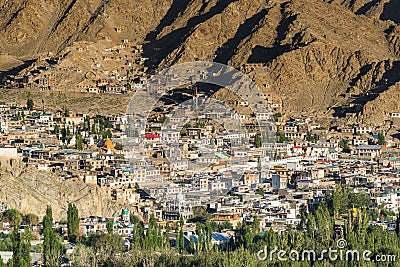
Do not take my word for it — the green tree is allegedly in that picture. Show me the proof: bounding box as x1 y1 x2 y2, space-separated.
102 129 112 139
178 216 185 252
23 213 39 226
175 226 180 252
75 134 84 150
67 203 79 243
255 187 264 197
114 142 123 150
254 133 262 148
205 223 212 251
277 130 288 143
257 157 262 172
339 139 351 153
252 215 260 235
129 214 140 225
84 115 90 132
52 124 60 135
396 210 400 237
273 112 281 122
165 221 171 248
11 226 32 267
2 209 22 227
145 214 159 249
377 133 386 145
306 131 313 142
241 224 252 249
196 223 204 253
188 206 211 223
0 236 13 251
189 235 195 254
43 206 63 267
26 99 34 111
93 233 124 265
106 221 114 234
71 244 96 267
62 106 70 117
219 221 233 231
179 227 184 253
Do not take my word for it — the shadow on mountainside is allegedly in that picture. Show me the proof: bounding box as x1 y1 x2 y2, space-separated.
333 61 400 117
0 59 36 82
380 0 400 24
214 8 268 64
142 0 239 70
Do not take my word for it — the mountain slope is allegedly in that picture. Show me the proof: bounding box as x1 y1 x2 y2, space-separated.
0 0 399 123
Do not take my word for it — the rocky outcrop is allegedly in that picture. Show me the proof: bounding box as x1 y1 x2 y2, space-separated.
0 157 124 220
0 0 172 56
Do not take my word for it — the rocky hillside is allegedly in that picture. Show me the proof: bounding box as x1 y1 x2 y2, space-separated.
0 157 124 220
0 0 171 57
0 0 399 123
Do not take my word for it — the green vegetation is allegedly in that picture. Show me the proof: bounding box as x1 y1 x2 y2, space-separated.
2 209 22 227
61 126 71 144
2 188 399 267
377 133 386 145
11 226 32 267
339 139 351 153
254 133 262 148
114 142 123 150
26 99 34 111
102 129 112 139
43 206 63 267
67 203 79 243
0 236 13 251
188 206 212 223
75 134 84 150
273 113 282 122
106 221 113 234
305 131 319 142
325 185 371 216
276 130 290 143
130 214 140 225
255 187 264 197
52 124 60 135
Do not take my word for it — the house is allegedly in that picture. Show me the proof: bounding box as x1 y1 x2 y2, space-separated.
355 145 385 158
390 112 400 118
80 216 109 235
64 116 84 125
161 130 180 143
272 175 287 189
355 126 372 135
213 212 241 228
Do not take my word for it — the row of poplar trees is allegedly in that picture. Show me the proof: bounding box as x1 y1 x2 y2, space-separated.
6 203 79 267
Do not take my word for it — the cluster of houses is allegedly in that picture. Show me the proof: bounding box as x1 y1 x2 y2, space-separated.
1 40 147 95
1 95 400 232
1 58 400 262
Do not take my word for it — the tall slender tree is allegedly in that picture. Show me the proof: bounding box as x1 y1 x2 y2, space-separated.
67 203 79 243
165 221 171 248
43 206 63 267
11 226 31 267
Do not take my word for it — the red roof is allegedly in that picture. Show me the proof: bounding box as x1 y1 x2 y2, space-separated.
143 133 161 139
293 146 303 149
